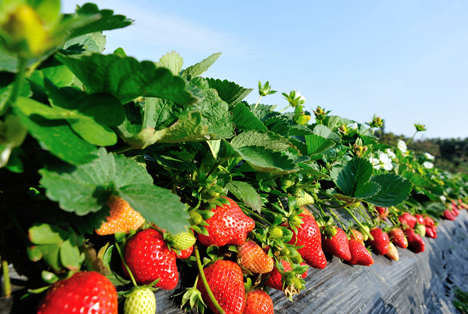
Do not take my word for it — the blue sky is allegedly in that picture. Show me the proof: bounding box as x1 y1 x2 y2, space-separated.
62 1 468 139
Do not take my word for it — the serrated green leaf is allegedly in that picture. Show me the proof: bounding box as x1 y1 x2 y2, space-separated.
67 3 133 39
63 32 107 53
264 116 291 136
231 130 291 152
206 78 253 108
288 124 314 136
226 181 262 212
231 102 268 132
182 52 222 79
118 184 189 235
331 158 374 197
313 124 340 142
354 181 381 199
366 174 413 207
159 112 209 143
156 51 184 75
57 53 200 105
235 146 297 175
305 133 336 156
401 170 435 188
70 117 117 146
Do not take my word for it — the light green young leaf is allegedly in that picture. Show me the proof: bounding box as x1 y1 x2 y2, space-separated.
206 78 253 108
182 52 222 79
231 130 291 152
155 51 184 75
234 146 297 175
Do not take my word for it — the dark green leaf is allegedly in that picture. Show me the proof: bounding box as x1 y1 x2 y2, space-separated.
366 174 413 207
206 78 253 108
235 146 297 175
331 158 374 197
226 181 262 212
231 102 268 132
304 134 336 156
401 170 435 188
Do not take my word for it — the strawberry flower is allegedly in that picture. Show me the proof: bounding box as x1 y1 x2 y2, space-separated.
397 140 407 154
423 161 434 169
385 149 396 160
424 152 435 160
370 152 393 171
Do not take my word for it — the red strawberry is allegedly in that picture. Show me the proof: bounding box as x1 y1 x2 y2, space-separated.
366 228 390 255
300 261 309 278
375 206 389 220
388 227 408 249
404 228 425 253
424 215 435 228
443 209 457 220
264 259 292 291
237 240 274 274
425 226 438 239
347 239 374 266
95 196 145 235
176 246 193 259
37 271 117 314
414 214 425 225
350 229 364 244
197 260 245 314
244 290 274 314
196 197 255 247
398 212 417 229
123 228 178 290
288 214 327 269
321 226 352 261
452 206 460 217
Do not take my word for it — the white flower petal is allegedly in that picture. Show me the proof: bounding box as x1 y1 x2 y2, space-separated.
423 161 434 169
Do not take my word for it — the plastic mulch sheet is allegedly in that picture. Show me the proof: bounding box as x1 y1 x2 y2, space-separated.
2 210 468 314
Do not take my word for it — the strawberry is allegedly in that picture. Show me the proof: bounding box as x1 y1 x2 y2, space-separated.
321 226 352 261
176 246 193 259
96 196 145 235
123 228 179 290
385 242 399 261
244 290 274 314
388 227 408 249
237 240 274 274
366 227 390 255
398 212 417 229
404 228 425 253
414 214 425 225
300 261 309 278
415 224 426 237
375 206 389 220
197 260 245 314
442 208 457 220
196 197 255 247
295 191 315 207
424 215 435 228
347 239 374 266
170 231 196 251
299 206 314 217
37 271 117 314
124 287 156 314
425 226 437 239
350 229 364 244
288 214 327 269
265 259 292 291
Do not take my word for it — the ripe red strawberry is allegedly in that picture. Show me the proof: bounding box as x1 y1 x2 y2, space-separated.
350 229 364 244
398 212 417 229
300 262 309 278
288 214 327 269
176 246 193 259
347 239 374 266
366 228 390 255
452 206 460 217
123 228 178 290
404 228 425 253
321 226 352 261
388 227 408 249
237 240 274 274
197 260 245 314
264 259 292 291
196 197 255 247
244 290 274 314
442 209 457 220
424 215 435 228
96 196 145 235
425 226 438 239
385 242 399 261
375 206 389 220
414 214 425 225
37 271 117 314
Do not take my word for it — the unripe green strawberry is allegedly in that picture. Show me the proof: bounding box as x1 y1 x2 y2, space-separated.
124 287 156 314
415 224 426 237
295 191 315 207
291 276 305 290
171 231 196 251
358 225 370 241
190 211 203 225
268 226 284 239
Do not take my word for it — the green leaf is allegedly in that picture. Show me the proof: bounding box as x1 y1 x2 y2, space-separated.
67 3 133 39
14 108 98 165
231 130 291 152
366 174 413 207
70 116 117 146
235 146 297 175
304 134 336 156
182 52 222 79
226 181 262 213
331 158 374 197
28 223 69 244
57 53 200 105
264 116 291 136
155 51 184 75
313 124 340 142
159 112 209 143
354 181 381 199
401 170 435 188
60 238 83 271
206 78 253 108
118 184 189 235
63 32 107 54
231 102 268 132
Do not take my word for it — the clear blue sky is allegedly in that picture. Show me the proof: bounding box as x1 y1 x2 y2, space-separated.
62 1 468 139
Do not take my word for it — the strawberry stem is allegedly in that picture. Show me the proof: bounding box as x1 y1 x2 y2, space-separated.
344 207 374 241
238 205 269 227
194 245 225 314
115 243 138 287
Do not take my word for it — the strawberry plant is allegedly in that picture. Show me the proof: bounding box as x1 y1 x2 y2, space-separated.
1 1 468 313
